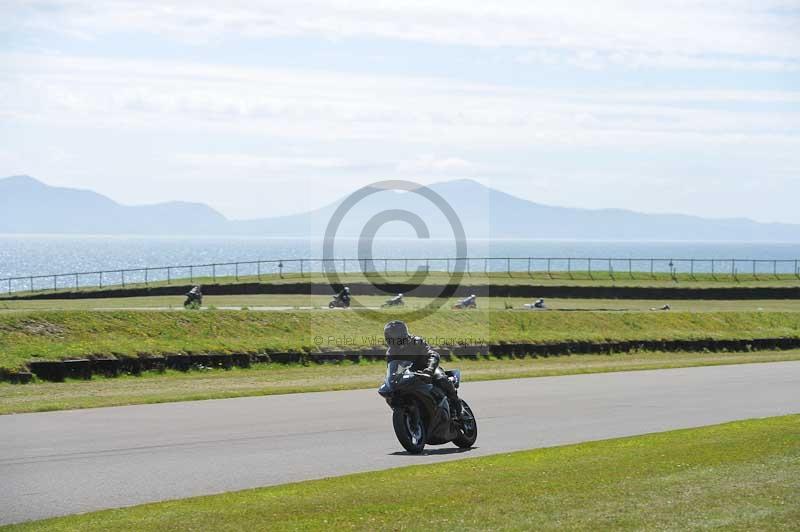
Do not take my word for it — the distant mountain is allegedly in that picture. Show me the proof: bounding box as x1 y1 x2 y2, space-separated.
1 175 798 241
0 175 227 234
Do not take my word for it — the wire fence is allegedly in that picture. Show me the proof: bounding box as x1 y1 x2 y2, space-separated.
2 257 800 295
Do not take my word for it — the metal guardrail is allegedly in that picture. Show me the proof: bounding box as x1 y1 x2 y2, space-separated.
2 257 800 294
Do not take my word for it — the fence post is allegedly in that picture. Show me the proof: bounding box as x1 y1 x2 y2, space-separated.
167 267 171 285
145 268 149 286
53 275 57 292
121 270 125 288
74 274 78 290
189 266 193 283
547 258 552 279
774 260 779 280
711 260 716 281
753 260 757 280
690 259 695 280
212 264 216 282
99 272 103 289
484 258 488 275
446 258 450 274
235 262 239 281
608 258 613 280
300 259 304 277
567 258 572 279
731 259 735 282
507 257 511 276
527 257 531 277
588 258 593 280
650 259 654 279
342 258 346 275
8 278 11 294
796 260 799 280
257 262 261 281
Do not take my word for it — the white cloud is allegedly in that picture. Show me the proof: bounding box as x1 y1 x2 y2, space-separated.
175 153 353 171
397 156 475 174
2 52 798 152
2 0 799 222
3 0 799 70
518 50 800 72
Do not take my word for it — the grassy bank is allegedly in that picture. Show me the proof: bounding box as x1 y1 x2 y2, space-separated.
2 294 799 312
4 309 800 371
9 415 798 531
2 350 799 414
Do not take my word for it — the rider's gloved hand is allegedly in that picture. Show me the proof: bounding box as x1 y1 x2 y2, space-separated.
416 368 433 382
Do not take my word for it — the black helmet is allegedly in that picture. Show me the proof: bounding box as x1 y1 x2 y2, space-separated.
384 320 410 346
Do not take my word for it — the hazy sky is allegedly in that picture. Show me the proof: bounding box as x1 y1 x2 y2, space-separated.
1 1 799 222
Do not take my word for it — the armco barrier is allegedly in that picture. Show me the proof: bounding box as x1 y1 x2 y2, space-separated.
5 281 800 301
11 336 800 383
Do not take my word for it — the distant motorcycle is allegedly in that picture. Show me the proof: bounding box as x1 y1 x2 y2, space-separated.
523 298 546 310
184 286 203 309
382 293 405 308
378 360 477 454
452 295 477 310
329 296 351 309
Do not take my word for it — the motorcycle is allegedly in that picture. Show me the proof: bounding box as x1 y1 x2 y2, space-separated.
452 297 477 310
378 360 477 454
523 298 546 310
184 288 203 309
382 294 405 308
328 296 351 309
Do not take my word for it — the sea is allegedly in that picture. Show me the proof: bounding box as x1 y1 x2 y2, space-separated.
2 235 800 292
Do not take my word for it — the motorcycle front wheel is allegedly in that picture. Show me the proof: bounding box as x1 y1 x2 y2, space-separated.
453 400 478 448
392 405 426 454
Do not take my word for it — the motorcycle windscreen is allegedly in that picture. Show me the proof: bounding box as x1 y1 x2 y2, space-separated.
385 360 414 388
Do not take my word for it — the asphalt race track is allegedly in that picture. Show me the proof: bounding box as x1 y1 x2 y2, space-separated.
2 361 799 525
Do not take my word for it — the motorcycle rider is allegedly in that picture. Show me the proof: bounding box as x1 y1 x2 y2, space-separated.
185 285 203 306
383 320 463 419
387 293 404 305
456 294 477 308
335 286 351 306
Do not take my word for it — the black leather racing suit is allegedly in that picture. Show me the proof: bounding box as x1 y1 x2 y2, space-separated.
336 289 351 305
386 336 460 411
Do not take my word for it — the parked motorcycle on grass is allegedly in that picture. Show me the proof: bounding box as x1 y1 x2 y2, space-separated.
378 360 478 454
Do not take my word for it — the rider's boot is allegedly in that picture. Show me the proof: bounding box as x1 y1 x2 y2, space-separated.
449 396 463 420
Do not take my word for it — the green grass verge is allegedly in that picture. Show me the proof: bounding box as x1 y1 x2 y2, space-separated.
4 309 800 371
2 294 799 313
3 350 800 415
8 415 798 531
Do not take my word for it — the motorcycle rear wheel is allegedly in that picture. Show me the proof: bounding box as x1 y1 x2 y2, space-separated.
453 400 478 448
392 405 426 454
